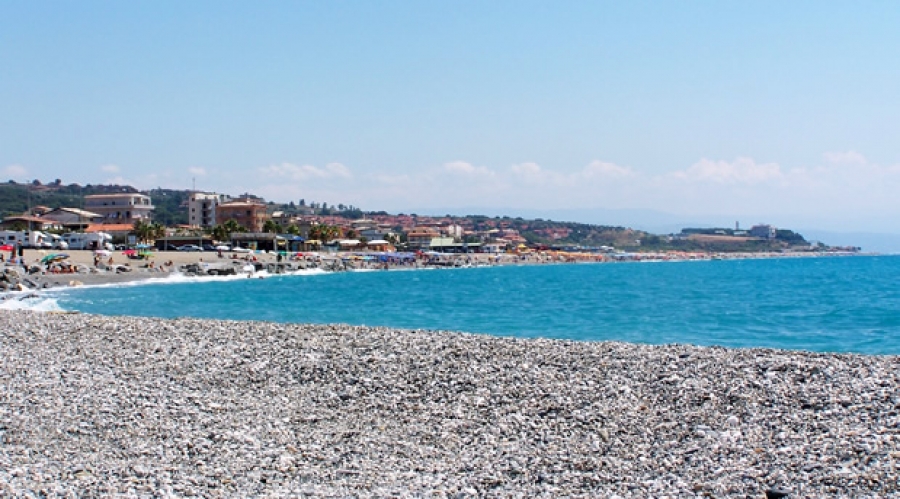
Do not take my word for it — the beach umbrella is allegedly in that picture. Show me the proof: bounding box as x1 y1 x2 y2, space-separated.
41 253 68 264
0 244 13 251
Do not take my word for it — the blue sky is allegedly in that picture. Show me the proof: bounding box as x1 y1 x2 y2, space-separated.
2 1 900 235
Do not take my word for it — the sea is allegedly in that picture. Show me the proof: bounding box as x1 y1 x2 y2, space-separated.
6 254 900 355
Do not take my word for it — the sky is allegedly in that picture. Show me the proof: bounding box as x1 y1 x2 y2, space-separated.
2 1 900 238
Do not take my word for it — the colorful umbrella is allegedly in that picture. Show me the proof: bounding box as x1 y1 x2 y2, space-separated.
41 253 69 264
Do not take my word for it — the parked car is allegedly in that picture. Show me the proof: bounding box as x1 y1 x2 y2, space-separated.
177 244 203 252
202 244 217 252
231 246 251 253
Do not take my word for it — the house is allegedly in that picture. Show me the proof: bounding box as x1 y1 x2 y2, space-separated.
0 215 59 231
39 207 103 231
84 193 154 224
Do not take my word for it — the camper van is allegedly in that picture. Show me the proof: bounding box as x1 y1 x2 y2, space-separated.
62 232 113 251
45 233 68 250
0 230 53 249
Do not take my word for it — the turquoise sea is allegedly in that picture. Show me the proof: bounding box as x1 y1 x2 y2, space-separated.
22 255 900 355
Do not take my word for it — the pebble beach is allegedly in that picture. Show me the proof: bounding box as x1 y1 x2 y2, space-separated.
1 310 898 497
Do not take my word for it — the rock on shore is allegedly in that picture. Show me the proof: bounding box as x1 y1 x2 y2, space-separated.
1 310 897 497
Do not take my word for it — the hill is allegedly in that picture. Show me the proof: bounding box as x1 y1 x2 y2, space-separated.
0 180 834 252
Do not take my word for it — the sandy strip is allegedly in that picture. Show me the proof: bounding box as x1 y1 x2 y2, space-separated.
0 310 897 497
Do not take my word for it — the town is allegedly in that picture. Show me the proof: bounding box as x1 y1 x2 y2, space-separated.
0 180 859 257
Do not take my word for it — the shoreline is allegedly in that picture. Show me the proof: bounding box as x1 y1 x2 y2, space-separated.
1 247 875 292
1 310 896 496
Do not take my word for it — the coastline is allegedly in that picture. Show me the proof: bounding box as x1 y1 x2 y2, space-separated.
1 310 896 496
1 247 870 293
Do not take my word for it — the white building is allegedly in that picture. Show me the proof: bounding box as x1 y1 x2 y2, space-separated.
83 193 154 224
750 224 777 239
188 192 231 228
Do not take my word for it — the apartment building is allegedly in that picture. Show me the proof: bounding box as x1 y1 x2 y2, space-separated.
215 198 267 232
83 193 154 224
188 192 231 228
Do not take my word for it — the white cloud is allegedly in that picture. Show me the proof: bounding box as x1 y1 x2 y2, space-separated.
104 176 129 185
583 160 635 179
188 167 207 176
100 164 120 173
3 164 27 178
443 161 495 178
259 162 352 181
232 153 900 233
670 157 784 185
823 150 867 165
509 162 549 184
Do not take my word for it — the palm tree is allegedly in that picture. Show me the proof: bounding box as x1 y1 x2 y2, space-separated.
211 224 229 242
308 224 340 243
262 220 282 234
324 225 341 242
151 222 166 240
133 220 153 243
211 219 246 245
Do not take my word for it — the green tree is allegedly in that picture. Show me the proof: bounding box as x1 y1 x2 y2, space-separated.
133 220 154 243
262 220 282 233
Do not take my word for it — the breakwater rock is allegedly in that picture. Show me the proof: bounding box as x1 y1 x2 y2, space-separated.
1 311 897 497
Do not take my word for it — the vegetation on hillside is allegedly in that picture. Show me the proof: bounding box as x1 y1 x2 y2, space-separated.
0 180 827 252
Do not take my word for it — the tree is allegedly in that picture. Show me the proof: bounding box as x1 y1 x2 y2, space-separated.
223 219 245 233
212 219 246 243
308 224 340 243
262 220 282 234
133 220 155 243
211 224 229 242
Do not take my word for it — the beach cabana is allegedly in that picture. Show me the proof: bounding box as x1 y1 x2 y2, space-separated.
366 239 394 252
338 239 361 250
